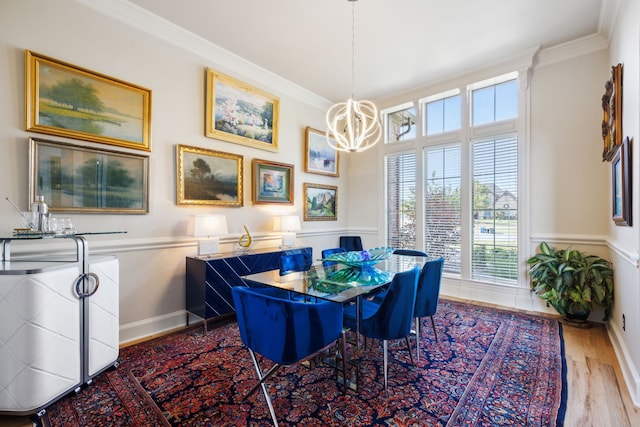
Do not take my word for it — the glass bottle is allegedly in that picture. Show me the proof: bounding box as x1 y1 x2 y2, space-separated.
31 195 48 231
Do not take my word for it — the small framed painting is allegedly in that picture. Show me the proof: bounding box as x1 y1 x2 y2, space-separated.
25 50 152 151
305 126 339 177
304 183 337 221
176 144 243 207
612 137 631 226
29 137 149 214
602 63 623 161
252 159 294 204
206 69 279 152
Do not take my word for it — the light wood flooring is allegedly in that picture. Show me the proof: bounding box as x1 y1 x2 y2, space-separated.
1 304 639 426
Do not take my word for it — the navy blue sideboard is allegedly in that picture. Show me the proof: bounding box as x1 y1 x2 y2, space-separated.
185 246 313 324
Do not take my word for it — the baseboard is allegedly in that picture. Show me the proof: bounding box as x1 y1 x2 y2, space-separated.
607 321 640 407
119 310 187 346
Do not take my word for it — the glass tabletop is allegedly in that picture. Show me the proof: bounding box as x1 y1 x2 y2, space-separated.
242 254 427 303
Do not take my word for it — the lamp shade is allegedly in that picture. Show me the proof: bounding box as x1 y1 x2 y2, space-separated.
192 214 228 237
273 215 301 232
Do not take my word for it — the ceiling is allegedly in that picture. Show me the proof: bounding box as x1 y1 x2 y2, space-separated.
127 0 608 103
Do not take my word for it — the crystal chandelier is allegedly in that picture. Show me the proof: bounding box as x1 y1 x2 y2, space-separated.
326 0 381 153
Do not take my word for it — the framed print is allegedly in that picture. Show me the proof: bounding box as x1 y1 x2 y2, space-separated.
601 63 623 161
29 137 149 214
25 50 152 151
304 183 337 221
206 69 279 152
252 159 293 204
176 144 243 207
305 126 339 177
612 137 631 226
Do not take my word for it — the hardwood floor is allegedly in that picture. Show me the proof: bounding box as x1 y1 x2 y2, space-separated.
1 307 638 426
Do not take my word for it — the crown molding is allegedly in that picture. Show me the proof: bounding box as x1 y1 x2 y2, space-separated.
535 33 608 69
74 0 332 110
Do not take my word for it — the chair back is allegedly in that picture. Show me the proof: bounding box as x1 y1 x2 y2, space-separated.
393 248 428 257
414 257 444 318
363 266 420 340
279 251 312 275
339 236 363 251
321 247 346 267
232 286 343 365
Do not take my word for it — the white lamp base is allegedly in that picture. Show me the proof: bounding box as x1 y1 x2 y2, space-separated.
282 232 296 247
198 237 220 256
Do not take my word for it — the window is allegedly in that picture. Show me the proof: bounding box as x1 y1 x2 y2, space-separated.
386 106 417 143
386 152 416 249
424 145 461 273
384 73 521 286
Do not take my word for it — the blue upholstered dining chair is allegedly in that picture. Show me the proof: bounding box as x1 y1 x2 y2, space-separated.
339 235 363 252
279 251 312 275
321 247 346 268
413 257 444 361
393 248 428 257
343 266 420 392
232 286 346 427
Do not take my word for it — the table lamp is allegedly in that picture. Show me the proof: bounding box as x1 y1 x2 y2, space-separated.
273 215 301 247
192 214 228 256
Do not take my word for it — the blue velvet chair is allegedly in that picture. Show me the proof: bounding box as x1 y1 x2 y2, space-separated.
279 251 312 276
343 266 420 391
232 286 346 426
393 248 428 257
413 257 444 361
339 235 363 252
321 247 346 268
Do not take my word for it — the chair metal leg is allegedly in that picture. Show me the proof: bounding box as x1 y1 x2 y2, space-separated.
404 336 415 366
430 315 438 342
383 340 389 392
415 316 421 363
247 349 280 427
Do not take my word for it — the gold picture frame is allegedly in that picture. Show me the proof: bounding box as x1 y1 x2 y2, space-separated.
30 137 149 214
304 126 339 177
602 63 623 161
176 144 243 207
252 159 293 204
25 50 152 151
206 69 279 152
304 183 337 221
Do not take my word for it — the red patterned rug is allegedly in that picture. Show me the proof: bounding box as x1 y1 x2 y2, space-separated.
40 300 566 426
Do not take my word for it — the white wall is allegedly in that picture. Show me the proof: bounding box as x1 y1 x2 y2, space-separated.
606 0 640 406
0 0 351 342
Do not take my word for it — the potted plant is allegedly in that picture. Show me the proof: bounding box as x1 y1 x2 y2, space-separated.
527 242 614 324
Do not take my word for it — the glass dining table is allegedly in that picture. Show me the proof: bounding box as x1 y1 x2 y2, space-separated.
241 252 427 391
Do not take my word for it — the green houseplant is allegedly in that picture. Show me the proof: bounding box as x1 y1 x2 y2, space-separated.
527 242 614 322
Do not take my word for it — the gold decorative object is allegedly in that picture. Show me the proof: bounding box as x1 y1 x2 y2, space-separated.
238 225 252 250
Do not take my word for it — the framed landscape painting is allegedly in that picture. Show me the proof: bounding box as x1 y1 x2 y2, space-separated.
176 144 243 207
612 137 631 226
206 69 279 152
29 137 149 214
304 183 337 221
25 50 152 151
252 159 293 204
305 126 339 177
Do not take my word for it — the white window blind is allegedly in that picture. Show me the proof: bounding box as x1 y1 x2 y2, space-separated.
386 152 416 249
471 137 518 283
424 145 462 273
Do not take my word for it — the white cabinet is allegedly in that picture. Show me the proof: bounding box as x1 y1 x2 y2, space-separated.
0 235 120 416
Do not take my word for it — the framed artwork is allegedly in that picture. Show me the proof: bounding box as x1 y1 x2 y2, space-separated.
305 126 339 177
29 137 149 214
612 137 631 226
252 159 293 204
176 144 243 207
601 63 623 161
206 69 279 152
304 183 337 221
25 50 152 152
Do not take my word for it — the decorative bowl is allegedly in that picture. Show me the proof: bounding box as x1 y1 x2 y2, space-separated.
322 247 395 268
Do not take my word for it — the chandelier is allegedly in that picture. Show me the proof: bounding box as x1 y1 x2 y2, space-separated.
326 0 382 153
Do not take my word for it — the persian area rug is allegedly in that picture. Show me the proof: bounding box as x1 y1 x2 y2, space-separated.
41 300 566 426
